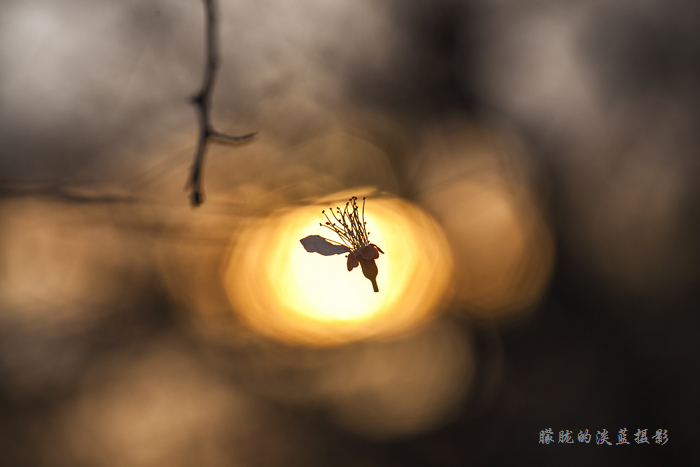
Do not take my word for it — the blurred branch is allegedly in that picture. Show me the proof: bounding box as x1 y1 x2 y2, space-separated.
186 0 257 207
0 182 137 204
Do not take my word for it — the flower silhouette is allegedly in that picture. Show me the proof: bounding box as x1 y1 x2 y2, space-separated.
300 197 384 292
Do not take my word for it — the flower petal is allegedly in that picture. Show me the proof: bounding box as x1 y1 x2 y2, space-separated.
300 235 352 256
347 253 359 271
359 244 380 260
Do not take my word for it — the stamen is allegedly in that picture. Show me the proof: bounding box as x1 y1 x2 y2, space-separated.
319 197 373 250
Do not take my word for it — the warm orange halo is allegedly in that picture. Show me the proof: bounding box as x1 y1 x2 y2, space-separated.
222 192 453 346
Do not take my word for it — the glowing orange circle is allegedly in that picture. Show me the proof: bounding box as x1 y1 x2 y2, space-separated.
222 194 453 346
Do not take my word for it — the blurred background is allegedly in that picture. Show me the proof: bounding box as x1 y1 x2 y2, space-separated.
1 0 699 465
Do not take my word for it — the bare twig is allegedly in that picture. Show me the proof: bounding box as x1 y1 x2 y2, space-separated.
186 0 257 207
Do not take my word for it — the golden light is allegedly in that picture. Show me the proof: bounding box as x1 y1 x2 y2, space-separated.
285 212 388 322
222 191 453 346
0 198 145 327
55 340 283 467
421 179 554 318
414 119 555 320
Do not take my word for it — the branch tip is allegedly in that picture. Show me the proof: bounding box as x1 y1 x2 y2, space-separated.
185 0 257 206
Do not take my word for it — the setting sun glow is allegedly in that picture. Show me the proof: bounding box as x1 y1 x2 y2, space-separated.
223 193 453 346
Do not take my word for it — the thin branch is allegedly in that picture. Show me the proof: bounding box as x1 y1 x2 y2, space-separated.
0 182 138 204
186 0 257 207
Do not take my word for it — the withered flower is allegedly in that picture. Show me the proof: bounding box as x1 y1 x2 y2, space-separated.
300 197 384 292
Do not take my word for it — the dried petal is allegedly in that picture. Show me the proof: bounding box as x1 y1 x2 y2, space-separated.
300 235 352 256
359 244 380 260
347 253 359 271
